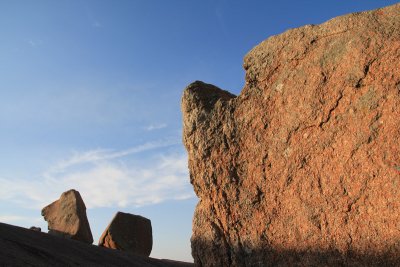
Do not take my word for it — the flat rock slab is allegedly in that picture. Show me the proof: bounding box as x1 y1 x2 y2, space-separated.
42 189 93 244
99 211 153 257
182 3 400 267
0 222 193 267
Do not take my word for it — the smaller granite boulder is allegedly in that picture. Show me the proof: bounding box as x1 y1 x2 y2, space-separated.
41 189 93 244
29 226 41 232
98 211 152 257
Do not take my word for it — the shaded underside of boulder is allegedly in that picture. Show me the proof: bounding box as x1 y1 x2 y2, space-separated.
182 3 400 267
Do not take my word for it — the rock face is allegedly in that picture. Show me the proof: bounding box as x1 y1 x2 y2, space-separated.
99 212 153 257
182 4 400 267
41 189 93 244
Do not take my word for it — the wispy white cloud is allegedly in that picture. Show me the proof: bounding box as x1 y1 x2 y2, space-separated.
27 39 43 47
144 123 168 131
0 140 193 210
0 215 42 224
46 138 179 175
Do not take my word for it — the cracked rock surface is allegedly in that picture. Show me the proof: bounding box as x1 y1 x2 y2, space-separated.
182 4 400 266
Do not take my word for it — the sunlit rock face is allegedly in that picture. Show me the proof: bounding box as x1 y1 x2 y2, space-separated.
182 3 400 266
42 189 93 244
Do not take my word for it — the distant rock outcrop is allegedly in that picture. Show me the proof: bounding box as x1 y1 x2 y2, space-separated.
29 226 41 232
41 189 93 244
182 3 400 266
99 211 153 257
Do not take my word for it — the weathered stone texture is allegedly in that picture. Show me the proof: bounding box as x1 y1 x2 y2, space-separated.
41 189 93 244
182 4 400 266
98 212 153 257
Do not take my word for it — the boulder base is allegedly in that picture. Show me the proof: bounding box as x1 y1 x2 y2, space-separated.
99 212 153 257
182 3 400 267
41 189 93 244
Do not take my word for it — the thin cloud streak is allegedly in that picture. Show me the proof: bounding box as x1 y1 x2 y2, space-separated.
145 123 168 131
26 39 43 47
0 215 42 224
47 138 180 175
0 139 193 210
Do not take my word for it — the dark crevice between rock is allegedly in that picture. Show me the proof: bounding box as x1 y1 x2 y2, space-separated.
355 59 375 89
319 91 344 128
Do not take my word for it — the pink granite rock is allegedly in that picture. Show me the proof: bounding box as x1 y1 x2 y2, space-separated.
182 3 400 266
42 189 93 244
99 211 153 257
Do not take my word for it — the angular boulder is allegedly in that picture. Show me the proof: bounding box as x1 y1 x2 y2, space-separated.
98 212 153 257
29 226 41 232
182 3 400 267
41 189 93 244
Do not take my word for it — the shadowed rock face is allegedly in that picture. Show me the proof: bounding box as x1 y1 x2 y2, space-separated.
182 4 400 267
99 211 153 257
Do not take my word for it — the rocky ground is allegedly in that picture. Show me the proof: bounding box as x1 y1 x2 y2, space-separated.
0 222 193 267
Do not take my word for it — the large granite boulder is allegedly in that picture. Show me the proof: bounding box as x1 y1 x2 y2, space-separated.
41 189 93 244
182 3 400 267
99 212 153 257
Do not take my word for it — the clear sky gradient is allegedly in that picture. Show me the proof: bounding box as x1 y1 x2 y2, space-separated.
0 0 398 262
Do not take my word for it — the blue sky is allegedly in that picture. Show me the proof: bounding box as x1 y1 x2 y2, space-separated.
0 0 398 262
